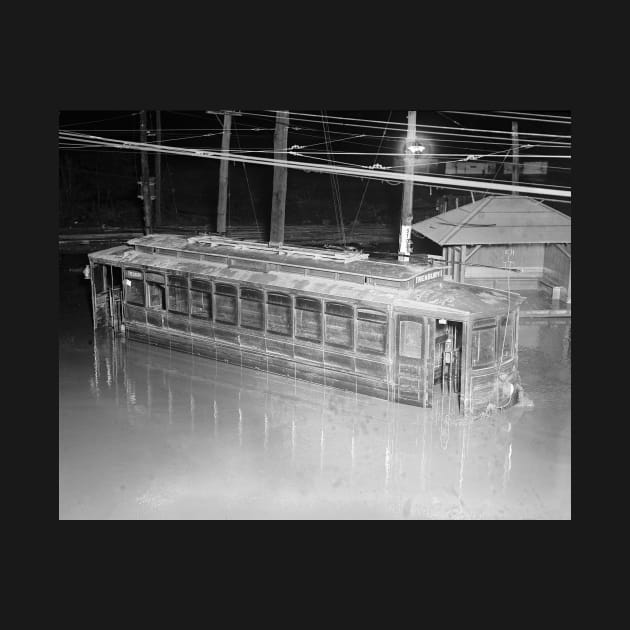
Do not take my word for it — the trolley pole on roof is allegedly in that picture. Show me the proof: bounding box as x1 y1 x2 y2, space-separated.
216 111 232 234
139 110 153 234
269 110 290 247
398 110 416 262
512 120 519 195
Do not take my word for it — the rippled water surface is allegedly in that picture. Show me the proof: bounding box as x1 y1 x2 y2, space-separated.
59 263 571 519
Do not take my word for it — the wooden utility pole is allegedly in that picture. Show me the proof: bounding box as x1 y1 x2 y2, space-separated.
155 110 162 227
398 110 416 261
512 120 519 195
269 110 289 246
216 111 232 234
139 110 153 234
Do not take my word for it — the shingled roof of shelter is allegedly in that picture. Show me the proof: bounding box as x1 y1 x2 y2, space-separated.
411 195 571 245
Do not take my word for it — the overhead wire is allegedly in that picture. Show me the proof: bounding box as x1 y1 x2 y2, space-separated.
59 131 571 200
233 122 259 231
255 113 572 148
264 110 572 139
349 111 392 237
284 128 569 151
443 111 571 125
245 151 570 158
62 111 570 148
322 110 346 246
59 112 139 128
238 112 571 150
496 111 570 120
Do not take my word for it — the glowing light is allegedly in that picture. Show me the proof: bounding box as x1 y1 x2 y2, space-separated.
407 143 426 154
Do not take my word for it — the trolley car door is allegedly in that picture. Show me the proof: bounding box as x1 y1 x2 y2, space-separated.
109 286 123 331
109 266 123 332
396 315 433 406
92 263 110 329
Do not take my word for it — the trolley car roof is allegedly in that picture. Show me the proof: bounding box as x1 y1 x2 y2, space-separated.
126 233 436 281
90 242 524 318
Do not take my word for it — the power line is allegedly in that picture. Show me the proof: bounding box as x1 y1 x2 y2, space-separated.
256 111 572 146
59 112 139 127
243 112 572 148
237 151 571 158
287 128 569 150
264 110 572 139
497 111 571 120
59 130 571 199
443 111 572 125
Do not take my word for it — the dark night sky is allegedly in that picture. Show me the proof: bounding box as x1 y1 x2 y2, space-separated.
58 110 571 234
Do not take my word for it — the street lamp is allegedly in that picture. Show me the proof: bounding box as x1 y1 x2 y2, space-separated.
406 143 426 155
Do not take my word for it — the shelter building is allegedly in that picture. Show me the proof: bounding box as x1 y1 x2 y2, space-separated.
411 195 571 303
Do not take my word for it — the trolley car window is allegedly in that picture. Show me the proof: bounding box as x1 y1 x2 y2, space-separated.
240 288 264 330
124 270 145 306
167 275 189 314
191 291 211 319
471 325 496 368
325 302 354 349
399 320 423 359
145 273 165 309
215 283 237 325
295 297 322 342
357 310 388 355
93 264 106 294
190 278 212 319
267 293 292 336
498 312 515 361
148 281 166 309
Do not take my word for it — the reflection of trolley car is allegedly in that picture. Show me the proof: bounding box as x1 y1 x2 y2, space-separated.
88 234 524 416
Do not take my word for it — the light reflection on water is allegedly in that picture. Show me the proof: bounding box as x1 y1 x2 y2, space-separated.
59 318 570 520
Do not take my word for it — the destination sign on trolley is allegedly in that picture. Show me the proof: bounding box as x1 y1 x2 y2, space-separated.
414 268 444 286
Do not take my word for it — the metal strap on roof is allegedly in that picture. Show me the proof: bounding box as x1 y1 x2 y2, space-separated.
188 235 369 264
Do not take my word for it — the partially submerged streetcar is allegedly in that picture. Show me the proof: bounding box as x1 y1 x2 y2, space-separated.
88 234 525 416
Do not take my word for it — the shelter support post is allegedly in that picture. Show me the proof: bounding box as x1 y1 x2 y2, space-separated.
463 244 480 263
554 243 571 304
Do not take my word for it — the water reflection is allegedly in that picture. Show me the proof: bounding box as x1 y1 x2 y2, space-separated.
60 329 570 518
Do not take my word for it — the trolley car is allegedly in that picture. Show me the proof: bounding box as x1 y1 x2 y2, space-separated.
88 234 524 416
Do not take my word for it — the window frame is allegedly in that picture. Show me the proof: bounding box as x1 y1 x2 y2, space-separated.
471 324 497 369
324 301 355 350
92 263 107 294
214 282 238 326
124 269 145 306
239 287 265 330
190 278 213 320
356 309 388 355
146 272 166 310
166 274 190 315
497 311 516 361
294 296 323 344
266 292 293 337
399 319 424 359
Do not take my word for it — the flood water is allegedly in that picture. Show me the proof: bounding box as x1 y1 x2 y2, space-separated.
59 258 571 519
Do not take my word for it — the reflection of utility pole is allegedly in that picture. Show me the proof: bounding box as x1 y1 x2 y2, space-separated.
398 110 416 261
269 110 289 247
216 111 232 234
512 120 519 196
139 110 153 234
155 110 162 227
